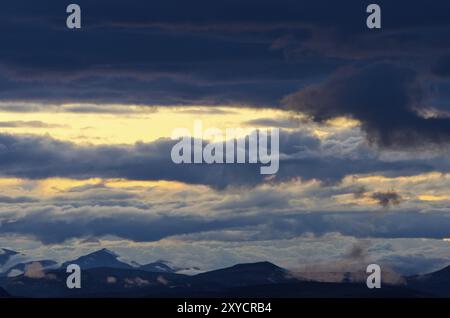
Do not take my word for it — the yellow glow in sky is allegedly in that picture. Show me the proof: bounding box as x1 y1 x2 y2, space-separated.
0 177 193 198
418 195 450 202
0 106 290 145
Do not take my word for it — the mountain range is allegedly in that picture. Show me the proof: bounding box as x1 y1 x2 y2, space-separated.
0 248 448 298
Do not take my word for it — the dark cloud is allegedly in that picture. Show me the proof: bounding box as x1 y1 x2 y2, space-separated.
283 63 450 148
345 241 369 260
353 186 367 199
0 195 39 204
0 132 442 189
1 207 449 244
259 211 450 241
0 133 266 189
0 206 260 244
0 1 448 107
0 1 342 106
371 191 402 208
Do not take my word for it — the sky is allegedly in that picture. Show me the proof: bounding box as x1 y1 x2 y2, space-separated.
0 0 449 275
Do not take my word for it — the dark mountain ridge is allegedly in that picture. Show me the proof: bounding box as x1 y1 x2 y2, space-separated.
0 248 448 298
61 248 134 270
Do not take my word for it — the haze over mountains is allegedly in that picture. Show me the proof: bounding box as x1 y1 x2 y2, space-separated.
0 247 448 298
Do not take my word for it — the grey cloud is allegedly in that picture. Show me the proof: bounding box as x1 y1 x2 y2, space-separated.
0 206 259 244
0 195 39 204
0 131 444 189
1 205 450 244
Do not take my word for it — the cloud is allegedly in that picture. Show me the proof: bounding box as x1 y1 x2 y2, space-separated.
0 0 449 279
0 121 65 128
0 1 341 107
244 118 301 129
0 1 448 107
291 240 405 285
24 262 46 279
124 277 150 287
283 63 450 148
0 205 259 244
352 186 367 199
371 191 402 208
0 195 39 204
0 130 445 189
1 199 450 244
106 276 117 284
157 275 169 285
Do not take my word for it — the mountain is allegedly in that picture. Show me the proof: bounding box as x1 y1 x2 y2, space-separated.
211 281 431 298
0 286 9 298
140 260 175 273
0 263 433 298
422 265 450 280
0 248 448 298
0 248 34 277
61 249 134 270
189 262 296 289
407 265 450 297
0 249 19 267
0 267 189 298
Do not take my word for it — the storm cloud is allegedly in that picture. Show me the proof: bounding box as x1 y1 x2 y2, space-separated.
284 63 450 148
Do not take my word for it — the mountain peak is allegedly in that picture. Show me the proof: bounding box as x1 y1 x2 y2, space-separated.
0 248 20 267
196 261 287 277
0 248 19 256
228 261 283 272
62 248 132 270
140 260 175 273
92 248 118 257
0 286 9 298
427 265 450 279
192 261 294 288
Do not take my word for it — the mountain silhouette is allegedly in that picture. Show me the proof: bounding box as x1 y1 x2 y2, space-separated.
0 249 19 267
61 248 134 270
140 260 175 273
0 286 9 298
407 265 450 297
0 248 448 298
189 262 294 288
